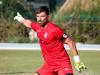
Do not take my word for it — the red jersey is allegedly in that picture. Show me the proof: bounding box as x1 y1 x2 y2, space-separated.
31 22 71 70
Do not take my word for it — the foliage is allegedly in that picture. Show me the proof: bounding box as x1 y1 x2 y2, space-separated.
51 1 100 44
0 0 100 43
0 0 36 43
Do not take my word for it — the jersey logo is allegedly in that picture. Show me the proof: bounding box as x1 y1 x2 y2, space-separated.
44 33 48 38
37 29 40 32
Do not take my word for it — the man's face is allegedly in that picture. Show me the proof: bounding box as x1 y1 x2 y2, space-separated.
36 12 49 26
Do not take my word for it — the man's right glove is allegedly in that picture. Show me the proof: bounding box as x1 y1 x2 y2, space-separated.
14 12 24 22
74 55 87 72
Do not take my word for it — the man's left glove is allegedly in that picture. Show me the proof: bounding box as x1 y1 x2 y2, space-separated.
74 55 87 72
75 62 87 72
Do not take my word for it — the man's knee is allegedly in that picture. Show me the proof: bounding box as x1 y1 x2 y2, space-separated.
65 73 73 75
33 72 39 75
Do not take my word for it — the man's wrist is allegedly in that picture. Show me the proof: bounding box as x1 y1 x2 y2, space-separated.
19 17 24 22
74 55 80 63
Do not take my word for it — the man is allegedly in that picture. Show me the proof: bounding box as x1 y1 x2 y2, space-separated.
14 6 86 75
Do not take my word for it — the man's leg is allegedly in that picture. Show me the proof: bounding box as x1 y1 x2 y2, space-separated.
65 73 73 75
58 67 73 75
33 72 39 75
35 63 55 75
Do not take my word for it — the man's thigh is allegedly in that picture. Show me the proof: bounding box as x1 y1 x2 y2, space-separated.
58 67 73 75
37 63 57 75
65 73 73 75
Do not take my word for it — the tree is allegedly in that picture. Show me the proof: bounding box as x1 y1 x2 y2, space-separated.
0 0 36 43
51 0 100 43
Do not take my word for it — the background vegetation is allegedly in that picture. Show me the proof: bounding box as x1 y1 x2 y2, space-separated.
0 0 36 43
0 0 100 43
51 0 100 44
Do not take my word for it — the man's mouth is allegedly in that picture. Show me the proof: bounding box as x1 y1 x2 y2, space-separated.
38 20 42 24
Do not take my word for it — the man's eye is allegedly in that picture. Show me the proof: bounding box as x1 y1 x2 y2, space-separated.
41 16 45 17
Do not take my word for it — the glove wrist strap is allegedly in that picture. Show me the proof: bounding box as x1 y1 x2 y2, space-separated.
74 55 80 63
19 17 24 22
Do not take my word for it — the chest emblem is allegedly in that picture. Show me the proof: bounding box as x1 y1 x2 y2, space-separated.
37 29 41 32
44 33 48 38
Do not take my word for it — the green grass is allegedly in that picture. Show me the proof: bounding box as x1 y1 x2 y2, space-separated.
0 50 100 75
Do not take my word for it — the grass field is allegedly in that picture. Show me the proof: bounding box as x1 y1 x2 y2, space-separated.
0 50 100 75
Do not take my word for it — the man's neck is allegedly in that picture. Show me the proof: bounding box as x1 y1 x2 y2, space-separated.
41 21 49 28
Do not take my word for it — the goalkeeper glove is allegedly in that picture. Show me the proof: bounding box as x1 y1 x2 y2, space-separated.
75 62 87 72
14 12 24 22
74 55 87 72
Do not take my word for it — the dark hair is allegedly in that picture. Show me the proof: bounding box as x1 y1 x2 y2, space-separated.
36 6 49 15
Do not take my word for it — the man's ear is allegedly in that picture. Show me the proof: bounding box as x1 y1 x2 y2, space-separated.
47 15 50 18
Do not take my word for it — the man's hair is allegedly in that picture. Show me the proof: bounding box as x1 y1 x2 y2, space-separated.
36 6 49 15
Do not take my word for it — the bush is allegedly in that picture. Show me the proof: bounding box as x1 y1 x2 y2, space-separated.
0 0 36 43
50 4 100 44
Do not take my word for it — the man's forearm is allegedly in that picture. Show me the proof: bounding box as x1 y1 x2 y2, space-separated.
68 40 78 56
21 19 32 28
64 37 78 56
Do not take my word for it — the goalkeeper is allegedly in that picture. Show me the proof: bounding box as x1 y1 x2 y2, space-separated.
14 6 86 75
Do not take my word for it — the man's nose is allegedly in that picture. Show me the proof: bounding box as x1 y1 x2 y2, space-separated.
38 17 41 20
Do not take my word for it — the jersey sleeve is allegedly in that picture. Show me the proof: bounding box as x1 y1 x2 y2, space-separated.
30 22 39 32
60 33 69 42
55 27 64 40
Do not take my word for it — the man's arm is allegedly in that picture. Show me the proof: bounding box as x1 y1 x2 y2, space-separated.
21 19 32 28
63 36 80 63
63 37 78 56
61 34 87 72
14 12 32 28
